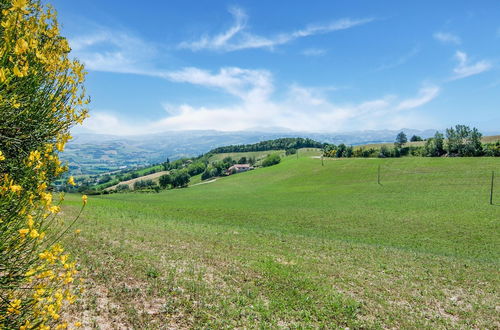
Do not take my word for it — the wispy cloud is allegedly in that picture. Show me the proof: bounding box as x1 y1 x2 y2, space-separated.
375 46 420 71
301 48 327 56
396 86 440 110
450 51 492 80
433 32 461 45
160 67 273 103
80 65 439 134
178 7 374 52
69 29 157 74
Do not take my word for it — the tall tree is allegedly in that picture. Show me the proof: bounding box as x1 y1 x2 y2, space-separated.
395 132 408 148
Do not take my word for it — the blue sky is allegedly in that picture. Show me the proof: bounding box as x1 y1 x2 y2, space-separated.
51 0 500 134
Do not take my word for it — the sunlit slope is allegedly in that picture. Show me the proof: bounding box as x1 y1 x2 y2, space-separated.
84 155 498 260
63 155 499 328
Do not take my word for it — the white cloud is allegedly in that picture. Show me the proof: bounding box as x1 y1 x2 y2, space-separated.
433 32 461 45
179 7 373 52
160 67 273 103
396 86 440 110
80 112 142 135
80 66 439 135
69 29 157 74
451 51 492 80
301 48 327 56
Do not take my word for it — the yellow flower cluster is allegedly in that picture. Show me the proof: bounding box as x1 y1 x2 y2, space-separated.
0 0 89 328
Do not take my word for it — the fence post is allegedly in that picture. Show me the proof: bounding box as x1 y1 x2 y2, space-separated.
377 164 381 185
490 171 495 205
321 155 324 166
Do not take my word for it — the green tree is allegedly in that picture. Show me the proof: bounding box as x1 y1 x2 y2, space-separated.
379 145 391 158
171 170 190 188
424 132 445 157
395 132 408 148
336 144 347 158
159 174 172 189
446 125 483 156
261 153 281 167
410 135 423 142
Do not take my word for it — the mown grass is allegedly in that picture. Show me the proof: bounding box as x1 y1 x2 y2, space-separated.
62 155 499 328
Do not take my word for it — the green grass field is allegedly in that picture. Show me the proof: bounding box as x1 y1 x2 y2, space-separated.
62 154 499 328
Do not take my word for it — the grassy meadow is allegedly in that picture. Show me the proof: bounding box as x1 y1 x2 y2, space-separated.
61 152 499 328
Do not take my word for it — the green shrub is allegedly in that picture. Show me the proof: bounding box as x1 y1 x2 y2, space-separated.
262 154 281 167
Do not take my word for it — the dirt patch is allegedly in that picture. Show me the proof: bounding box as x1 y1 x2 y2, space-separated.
106 171 169 191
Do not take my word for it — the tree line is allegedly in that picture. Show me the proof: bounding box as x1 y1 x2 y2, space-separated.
323 125 499 158
209 137 325 154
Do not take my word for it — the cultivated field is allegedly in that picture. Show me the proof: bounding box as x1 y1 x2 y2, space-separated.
104 170 169 191
62 154 499 328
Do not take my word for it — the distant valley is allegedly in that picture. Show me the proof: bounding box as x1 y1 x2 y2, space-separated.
64 128 451 175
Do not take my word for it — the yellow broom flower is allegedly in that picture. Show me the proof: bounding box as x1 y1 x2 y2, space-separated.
67 176 75 186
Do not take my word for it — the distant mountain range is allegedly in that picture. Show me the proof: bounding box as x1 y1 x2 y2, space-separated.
63 128 499 175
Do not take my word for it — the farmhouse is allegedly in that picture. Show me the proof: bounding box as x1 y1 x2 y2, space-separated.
226 164 253 175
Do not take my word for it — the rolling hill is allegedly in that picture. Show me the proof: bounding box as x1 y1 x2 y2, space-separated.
61 153 499 328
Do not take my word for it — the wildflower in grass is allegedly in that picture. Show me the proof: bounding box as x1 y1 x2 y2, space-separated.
82 194 88 205
0 150 5 161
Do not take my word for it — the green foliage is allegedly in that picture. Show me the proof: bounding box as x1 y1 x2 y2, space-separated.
187 161 206 176
483 141 500 156
424 132 445 157
159 174 172 189
210 138 324 154
262 153 281 167
323 144 354 158
171 169 190 188
410 135 423 142
394 131 408 148
133 179 158 191
116 184 130 192
0 0 87 327
201 165 218 181
446 124 483 156
324 126 496 159
379 145 391 158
